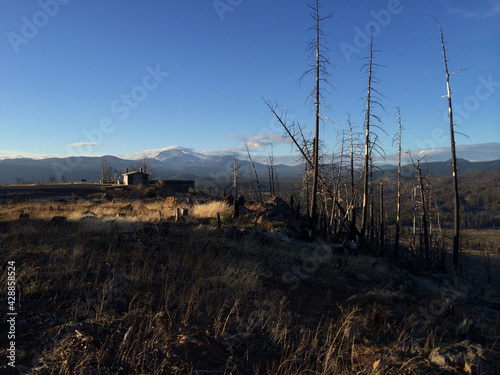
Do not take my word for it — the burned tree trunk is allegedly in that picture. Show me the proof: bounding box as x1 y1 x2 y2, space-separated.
361 29 374 239
244 138 263 203
309 1 321 225
416 161 429 265
437 19 460 275
395 108 402 261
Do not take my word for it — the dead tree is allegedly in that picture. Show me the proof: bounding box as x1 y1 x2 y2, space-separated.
437 19 461 275
139 154 153 179
348 116 356 205
416 160 430 265
243 138 263 203
360 27 385 239
265 99 361 239
394 107 403 261
100 157 114 184
360 29 374 239
330 141 344 233
267 149 279 197
299 0 333 225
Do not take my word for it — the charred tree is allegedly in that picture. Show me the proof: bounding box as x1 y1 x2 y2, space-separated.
416 160 430 266
360 30 374 239
243 138 263 203
303 0 332 225
437 19 461 275
394 107 403 261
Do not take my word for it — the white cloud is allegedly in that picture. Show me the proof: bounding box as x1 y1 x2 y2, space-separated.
68 142 99 147
229 133 286 150
449 1 500 19
380 142 500 164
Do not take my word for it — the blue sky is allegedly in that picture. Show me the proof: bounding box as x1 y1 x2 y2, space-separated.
1 0 499 163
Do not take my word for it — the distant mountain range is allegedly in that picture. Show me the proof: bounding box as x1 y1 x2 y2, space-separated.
0 146 499 185
377 158 500 179
0 147 301 185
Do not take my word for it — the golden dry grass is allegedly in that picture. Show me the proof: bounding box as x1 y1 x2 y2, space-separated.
189 200 232 218
0 197 498 374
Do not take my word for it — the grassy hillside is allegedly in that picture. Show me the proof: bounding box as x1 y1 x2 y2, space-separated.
0 195 499 374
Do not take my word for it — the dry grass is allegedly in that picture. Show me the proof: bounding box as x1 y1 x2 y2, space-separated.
0 197 498 374
190 200 232 219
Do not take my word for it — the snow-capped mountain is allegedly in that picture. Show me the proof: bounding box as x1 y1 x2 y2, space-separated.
154 147 206 163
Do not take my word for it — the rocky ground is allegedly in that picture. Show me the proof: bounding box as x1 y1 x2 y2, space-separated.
0 194 499 374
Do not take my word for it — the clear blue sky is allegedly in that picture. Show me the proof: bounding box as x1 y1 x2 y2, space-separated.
1 0 499 162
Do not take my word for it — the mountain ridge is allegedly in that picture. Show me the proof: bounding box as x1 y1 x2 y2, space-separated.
0 146 499 185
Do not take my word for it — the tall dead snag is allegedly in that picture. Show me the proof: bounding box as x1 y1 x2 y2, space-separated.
348 116 355 206
394 107 403 261
416 160 430 265
301 0 333 225
360 29 374 239
310 1 320 224
437 19 460 274
359 27 386 239
243 138 263 203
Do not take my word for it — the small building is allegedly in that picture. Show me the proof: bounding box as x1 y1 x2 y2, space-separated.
122 169 149 186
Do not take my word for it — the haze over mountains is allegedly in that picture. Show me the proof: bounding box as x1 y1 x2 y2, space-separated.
0 145 499 185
